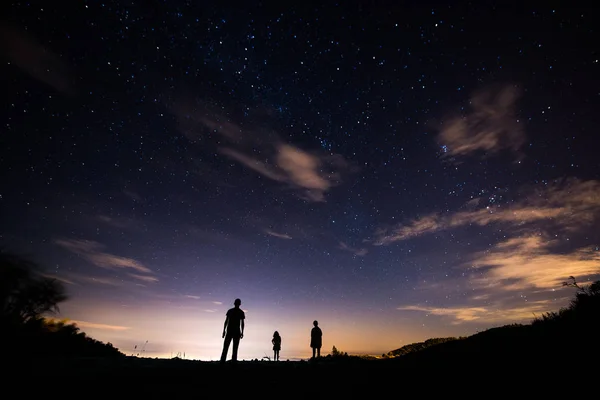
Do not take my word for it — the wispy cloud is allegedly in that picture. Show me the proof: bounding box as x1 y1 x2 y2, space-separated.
374 179 600 245
275 144 338 202
374 214 442 244
397 300 554 325
338 241 368 257
0 22 74 94
438 84 523 160
169 100 351 202
265 229 292 240
204 309 216 313
212 301 223 305
96 215 138 230
185 295 201 300
469 235 600 291
122 189 142 202
70 320 131 331
221 143 347 202
55 239 158 282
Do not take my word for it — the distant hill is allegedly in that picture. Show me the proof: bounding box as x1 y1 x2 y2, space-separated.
385 278 600 367
386 337 464 357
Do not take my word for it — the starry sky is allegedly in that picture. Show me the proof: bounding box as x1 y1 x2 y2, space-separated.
1 1 599 360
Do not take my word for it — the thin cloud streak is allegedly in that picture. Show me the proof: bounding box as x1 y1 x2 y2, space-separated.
220 147 285 182
397 301 554 325
96 215 138 230
41 274 77 285
265 229 293 240
55 239 158 282
129 274 159 283
70 320 131 331
374 179 600 245
338 241 368 257
78 275 123 286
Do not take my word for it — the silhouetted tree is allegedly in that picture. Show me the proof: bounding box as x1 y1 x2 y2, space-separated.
1 250 123 358
1 251 67 326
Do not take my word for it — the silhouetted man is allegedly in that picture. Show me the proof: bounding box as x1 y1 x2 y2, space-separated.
220 298 245 362
310 320 322 359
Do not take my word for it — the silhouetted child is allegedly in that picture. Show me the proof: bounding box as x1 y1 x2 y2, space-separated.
272 331 281 361
310 320 322 359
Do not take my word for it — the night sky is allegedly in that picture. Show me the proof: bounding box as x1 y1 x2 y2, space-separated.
1 1 599 360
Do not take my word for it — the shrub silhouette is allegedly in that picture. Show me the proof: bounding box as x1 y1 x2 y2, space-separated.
16 317 124 358
2 251 123 358
330 345 348 357
532 276 600 329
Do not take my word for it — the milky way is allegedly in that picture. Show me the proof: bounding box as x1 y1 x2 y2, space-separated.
1 2 599 360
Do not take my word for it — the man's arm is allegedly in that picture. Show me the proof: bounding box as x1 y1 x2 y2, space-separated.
222 316 229 338
240 319 245 339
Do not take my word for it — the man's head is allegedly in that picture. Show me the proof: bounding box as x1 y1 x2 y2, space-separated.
313 320 318 327
234 298 241 307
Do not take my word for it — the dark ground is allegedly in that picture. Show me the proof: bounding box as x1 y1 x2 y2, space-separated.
9 351 592 397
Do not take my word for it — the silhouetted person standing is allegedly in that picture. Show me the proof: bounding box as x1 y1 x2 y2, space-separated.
310 320 322 359
272 331 281 361
220 298 245 362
